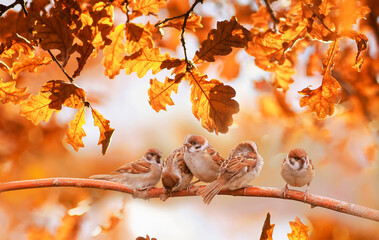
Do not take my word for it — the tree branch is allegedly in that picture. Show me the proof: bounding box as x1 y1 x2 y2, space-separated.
1 178 378 222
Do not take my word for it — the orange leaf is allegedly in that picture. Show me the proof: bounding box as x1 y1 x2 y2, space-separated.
0 35 34 59
287 217 310 240
195 16 251 63
92 108 114 155
188 70 239 134
220 49 240 81
123 47 182 78
260 212 275 240
10 56 52 79
20 91 60 125
129 0 166 17
55 214 81 240
148 77 180 112
31 14 75 66
102 23 125 79
0 79 30 104
160 12 203 32
66 107 86 152
299 40 341 118
136 235 157 240
125 22 154 54
41 80 86 110
340 30 368 72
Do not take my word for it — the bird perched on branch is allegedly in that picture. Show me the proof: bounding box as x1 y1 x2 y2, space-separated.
197 141 264 204
280 148 314 200
162 146 193 193
183 134 224 185
90 148 162 191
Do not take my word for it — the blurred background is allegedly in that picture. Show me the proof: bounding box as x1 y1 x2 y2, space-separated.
0 0 378 239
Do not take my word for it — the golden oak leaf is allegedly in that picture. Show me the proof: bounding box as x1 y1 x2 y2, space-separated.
31 14 75 67
92 108 114 155
129 0 166 18
66 107 86 151
195 16 251 63
10 56 52 79
123 47 182 78
41 80 86 110
0 79 30 104
125 22 154 54
260 212 275 240
20 91 60 125
0 36 34 59
187 70 239 134
287 217 310 240
338 0 370 31
103 23 125 79
148 77 180 112
299 40 341 118
160 12 203 32
250 6 271 31
340 30 368 72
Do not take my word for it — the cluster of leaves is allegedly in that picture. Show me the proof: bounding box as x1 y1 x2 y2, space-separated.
0 0 376 155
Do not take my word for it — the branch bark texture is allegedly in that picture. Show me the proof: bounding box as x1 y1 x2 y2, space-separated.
1 178 378 222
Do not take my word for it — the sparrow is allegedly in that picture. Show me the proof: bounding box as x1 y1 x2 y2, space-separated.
280 148 314 200
183 134 224 184
197 141 264 204
161 146 193 193
90 148 162 191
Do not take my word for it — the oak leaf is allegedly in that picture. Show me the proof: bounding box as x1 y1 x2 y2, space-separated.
41 80 86 110
0 79 30 104
123 47 182 78
187 70 239 134
92 108 114 155
195 16 252 63
129 0 166 18
20 91 60 125
0 36 34 59
299 40 341 118
125 22 154 54
10 56 52 79
260 212 275 240
148 77 180 112
102 23 125 79
66 107 86 151
287 217 310 240
340 30 368 72
160 12 203 32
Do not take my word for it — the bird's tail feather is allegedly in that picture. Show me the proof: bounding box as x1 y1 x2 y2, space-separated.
197 180 223 205
89 174 115 181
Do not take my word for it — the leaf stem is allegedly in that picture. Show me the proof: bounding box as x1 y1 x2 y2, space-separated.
47 50 74 83
1 178 378 222
262 0 278 30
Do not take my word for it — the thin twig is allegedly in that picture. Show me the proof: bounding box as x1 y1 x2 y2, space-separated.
301 0 334 34
47 50 74 83
0 178 378 222
262 0 278 30
155 0 203 69
124 0 130 23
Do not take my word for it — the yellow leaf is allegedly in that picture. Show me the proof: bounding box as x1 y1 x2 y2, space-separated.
287 217 310 240
195 16 251 63
160 12 203 32
10 56 52 79
102 24 125 79
129 0 166 17
260 212 275 240
125 22 154 54
299 40 341 118
123 47 182 78
0 79 30 104
20 91 60 125
66 107 86 152
41 80 86 109
92 108 114 155
148 77 180 112
340 30 368 72
187 70 239 134
0 36 34 59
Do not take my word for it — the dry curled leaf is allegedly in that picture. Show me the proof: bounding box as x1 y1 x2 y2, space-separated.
66 107 86 152
287 217 310 240
92 108 114 155
260 212 275 240
195 16 252 63
102 23 125 79
187 70 239 134
10 56 52 79
0 79 30 104
299 40 341 118
339 30 368 72
148 77 180 112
